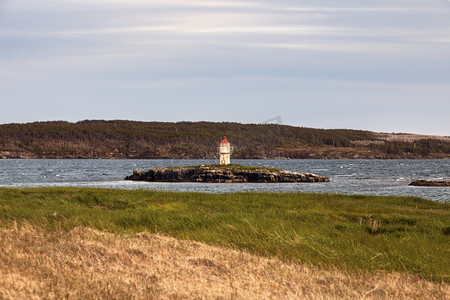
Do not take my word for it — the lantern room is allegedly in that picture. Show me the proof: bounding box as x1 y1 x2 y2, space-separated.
218 136 233 165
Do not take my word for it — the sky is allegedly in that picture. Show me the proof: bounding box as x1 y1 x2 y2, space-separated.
0 0 449 135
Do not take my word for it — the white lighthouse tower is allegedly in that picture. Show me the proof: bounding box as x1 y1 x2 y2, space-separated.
218 136 233 165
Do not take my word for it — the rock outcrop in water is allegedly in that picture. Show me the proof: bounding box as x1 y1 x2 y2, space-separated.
125 164 330 183
409 180 450 187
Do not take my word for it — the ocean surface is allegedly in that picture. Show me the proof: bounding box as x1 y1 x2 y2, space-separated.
0 159 448 202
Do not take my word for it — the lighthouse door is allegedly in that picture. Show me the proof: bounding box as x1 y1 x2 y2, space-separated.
220 154 229 165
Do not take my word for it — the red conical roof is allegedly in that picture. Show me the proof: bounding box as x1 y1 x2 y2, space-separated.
221 136 230 144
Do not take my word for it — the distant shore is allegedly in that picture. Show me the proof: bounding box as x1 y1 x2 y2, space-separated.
1 152 449 159
1 120 449 159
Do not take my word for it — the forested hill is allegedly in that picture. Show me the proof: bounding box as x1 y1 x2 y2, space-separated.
0 120 449 159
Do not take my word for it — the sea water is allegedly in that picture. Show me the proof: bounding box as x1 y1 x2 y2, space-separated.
0 159 448 202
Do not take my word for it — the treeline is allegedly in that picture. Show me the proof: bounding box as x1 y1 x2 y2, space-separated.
0 120 448 159
377 140 450 157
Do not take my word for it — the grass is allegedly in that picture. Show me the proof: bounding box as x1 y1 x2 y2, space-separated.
2 223 448 299
0 187 449 282
165 164 282 171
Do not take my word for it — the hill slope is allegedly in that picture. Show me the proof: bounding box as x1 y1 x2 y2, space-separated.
0 120 448 159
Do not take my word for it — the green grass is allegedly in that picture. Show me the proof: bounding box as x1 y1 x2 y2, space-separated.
166 164 281 171
0 187 448 281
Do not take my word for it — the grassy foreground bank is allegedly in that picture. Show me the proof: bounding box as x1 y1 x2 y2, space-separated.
2 224 448 299
0 188 449 281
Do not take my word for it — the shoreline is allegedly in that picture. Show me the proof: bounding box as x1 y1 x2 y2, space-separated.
1 156 449 160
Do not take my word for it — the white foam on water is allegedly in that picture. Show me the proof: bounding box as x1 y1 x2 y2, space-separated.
0 159 448 202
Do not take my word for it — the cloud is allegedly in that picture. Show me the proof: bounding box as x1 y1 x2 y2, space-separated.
0 0 449 134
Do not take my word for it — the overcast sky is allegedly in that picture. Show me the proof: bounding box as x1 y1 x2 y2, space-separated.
0 0 449 135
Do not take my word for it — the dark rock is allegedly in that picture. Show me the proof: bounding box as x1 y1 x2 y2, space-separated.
409 180 450 187
125 165 330 183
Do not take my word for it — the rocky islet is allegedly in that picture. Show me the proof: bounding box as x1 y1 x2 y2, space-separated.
409 180 450 187
125 165 330 183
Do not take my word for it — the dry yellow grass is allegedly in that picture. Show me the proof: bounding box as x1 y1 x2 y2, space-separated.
1 222 448 300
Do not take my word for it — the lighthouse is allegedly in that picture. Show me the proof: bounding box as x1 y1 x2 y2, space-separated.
218 136 233 165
